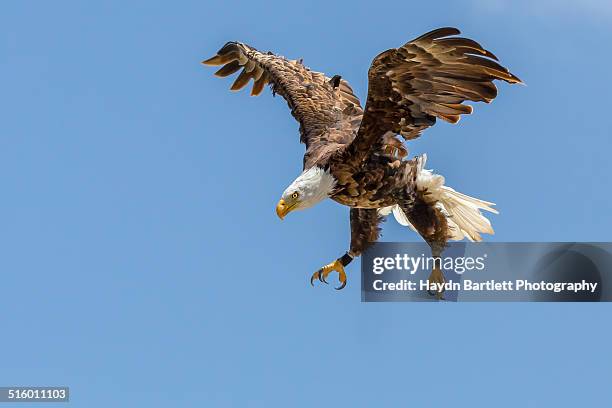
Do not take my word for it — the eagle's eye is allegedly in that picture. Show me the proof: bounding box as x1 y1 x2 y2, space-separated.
291 192 299 199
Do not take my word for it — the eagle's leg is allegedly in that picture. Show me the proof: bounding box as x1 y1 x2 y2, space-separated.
310 253 353 290
426 244 447 299
310 208 383 291
402 199 449 299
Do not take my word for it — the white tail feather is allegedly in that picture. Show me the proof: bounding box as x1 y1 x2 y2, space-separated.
378 154 498 242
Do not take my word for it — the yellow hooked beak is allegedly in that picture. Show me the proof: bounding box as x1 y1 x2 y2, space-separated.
276 198 296 220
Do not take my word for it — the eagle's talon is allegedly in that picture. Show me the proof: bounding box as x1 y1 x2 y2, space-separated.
319 270 328 284
426 289 445 300
312 259 347 289
310 270 321 286
335 268 347 290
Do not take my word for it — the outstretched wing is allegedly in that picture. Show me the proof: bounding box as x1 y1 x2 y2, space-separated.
347 27 522 161
203 42 363 168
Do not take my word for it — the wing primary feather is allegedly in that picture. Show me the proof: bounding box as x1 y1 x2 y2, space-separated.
439 103 473 114
411 27 461 43
230 69 253 91
217 41 242 55
202 52 239 66
436 37 499 61
250 74 268 96
214 61 242 77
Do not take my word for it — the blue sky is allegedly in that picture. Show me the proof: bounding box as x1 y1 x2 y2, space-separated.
2 0 611 406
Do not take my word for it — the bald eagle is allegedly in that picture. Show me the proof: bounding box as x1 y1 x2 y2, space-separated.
203 27 521 292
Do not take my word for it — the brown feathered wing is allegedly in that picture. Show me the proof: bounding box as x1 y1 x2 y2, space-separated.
347 27 522 162
203 42 363 169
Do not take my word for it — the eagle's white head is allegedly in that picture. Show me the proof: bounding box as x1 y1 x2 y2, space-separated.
276 166 336 219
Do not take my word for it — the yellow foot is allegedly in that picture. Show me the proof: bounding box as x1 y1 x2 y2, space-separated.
310 259 347 290
427 266 446 300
